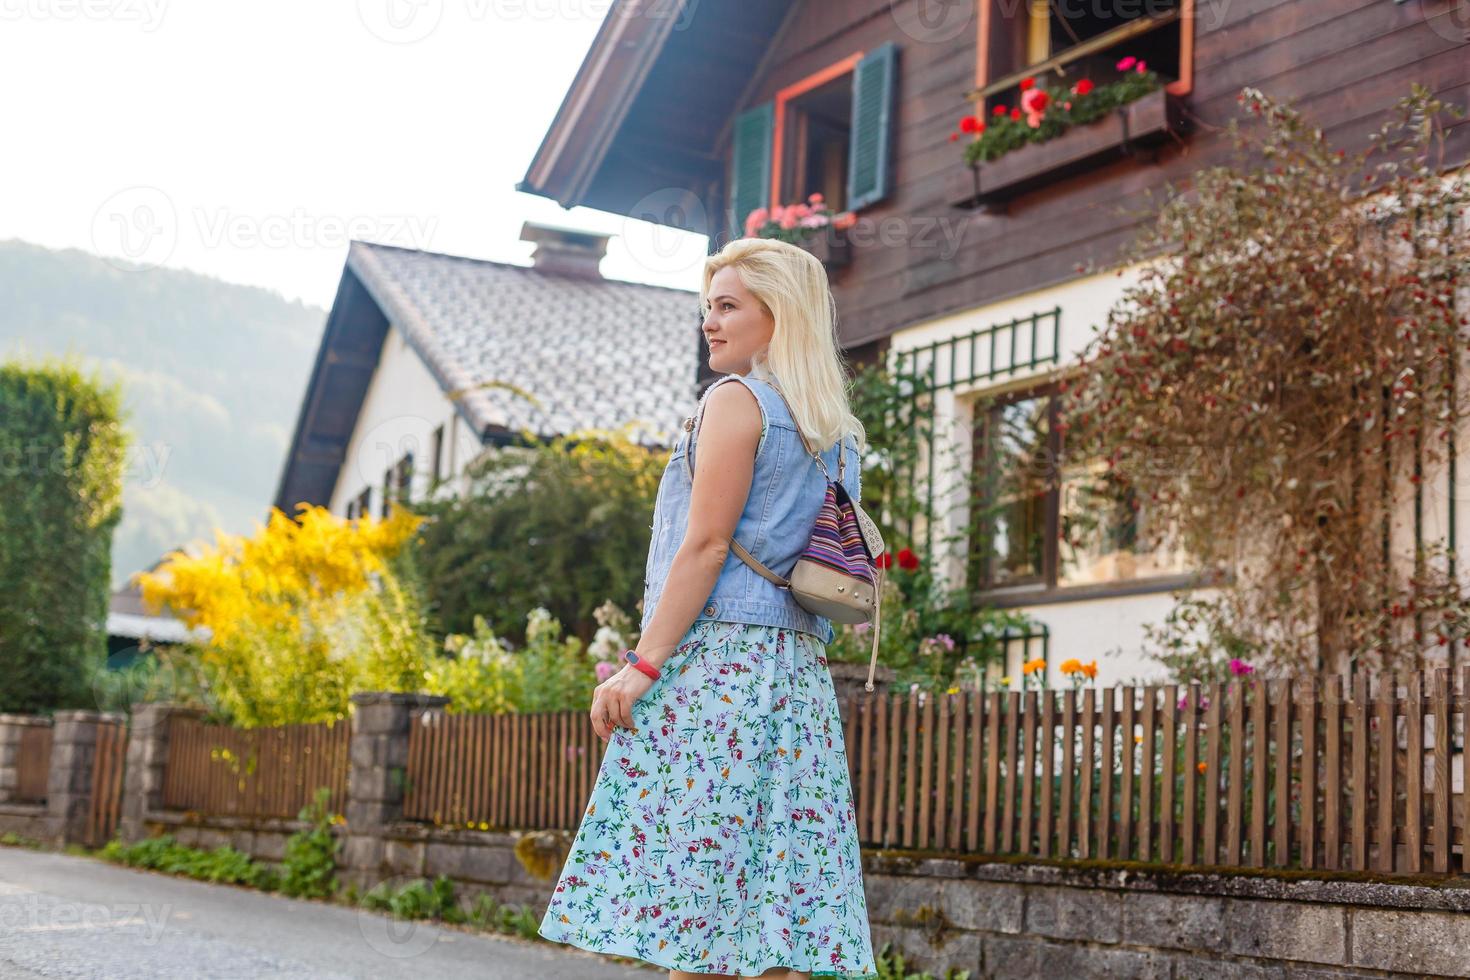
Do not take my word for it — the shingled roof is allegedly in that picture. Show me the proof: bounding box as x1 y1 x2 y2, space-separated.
271 234 703 516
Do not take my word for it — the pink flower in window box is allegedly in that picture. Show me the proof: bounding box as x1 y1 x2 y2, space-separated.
744 207 769 237
1116 55 1136 71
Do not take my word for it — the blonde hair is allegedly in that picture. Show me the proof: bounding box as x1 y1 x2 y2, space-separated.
701 237 867 456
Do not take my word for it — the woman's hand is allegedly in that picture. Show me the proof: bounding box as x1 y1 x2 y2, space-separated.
590 662 656 742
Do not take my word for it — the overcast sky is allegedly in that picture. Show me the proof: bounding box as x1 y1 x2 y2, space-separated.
0 0 710 307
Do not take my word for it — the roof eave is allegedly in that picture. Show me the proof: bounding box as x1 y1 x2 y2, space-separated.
518 0 682 210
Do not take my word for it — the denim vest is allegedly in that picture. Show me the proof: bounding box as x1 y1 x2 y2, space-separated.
640 372 862 645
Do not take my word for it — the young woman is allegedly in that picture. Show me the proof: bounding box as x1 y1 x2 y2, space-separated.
537 236 878 980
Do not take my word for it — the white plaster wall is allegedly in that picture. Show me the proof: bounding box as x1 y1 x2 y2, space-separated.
888 247 1470 681
328 324 484 516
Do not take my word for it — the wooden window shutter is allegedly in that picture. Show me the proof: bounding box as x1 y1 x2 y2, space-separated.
847 41 900 212
727 101 774 240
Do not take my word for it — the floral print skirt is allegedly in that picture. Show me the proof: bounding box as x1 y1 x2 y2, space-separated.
537 619 877 978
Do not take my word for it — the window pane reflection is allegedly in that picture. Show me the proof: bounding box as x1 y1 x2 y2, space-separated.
976 396 1050 586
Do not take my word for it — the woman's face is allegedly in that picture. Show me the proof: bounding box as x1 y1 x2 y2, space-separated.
702 265 774 376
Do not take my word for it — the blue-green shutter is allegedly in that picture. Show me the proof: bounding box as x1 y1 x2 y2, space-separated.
847 42 900 212
728 101 774 240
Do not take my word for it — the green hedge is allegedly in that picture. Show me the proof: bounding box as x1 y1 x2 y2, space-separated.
0 355 128 712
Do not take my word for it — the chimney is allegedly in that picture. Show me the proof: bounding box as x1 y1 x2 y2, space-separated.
519 221 611 280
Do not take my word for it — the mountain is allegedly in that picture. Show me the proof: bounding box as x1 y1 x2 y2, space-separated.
0 240 327 590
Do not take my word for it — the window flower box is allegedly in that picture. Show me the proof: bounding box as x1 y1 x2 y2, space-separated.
744 195 857 271
947 86 1187 210
792 225 852 271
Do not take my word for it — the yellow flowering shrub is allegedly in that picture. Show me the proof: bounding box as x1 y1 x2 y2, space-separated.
135 503 435 727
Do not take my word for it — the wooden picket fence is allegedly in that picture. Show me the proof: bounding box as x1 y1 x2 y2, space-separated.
403 707 602 828
14 722 52 804
162 715 351 820
85 718 129 847
402 668 1466 877
843 668 1467 873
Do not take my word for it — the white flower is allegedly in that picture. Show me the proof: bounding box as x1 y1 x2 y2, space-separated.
588 625 623 662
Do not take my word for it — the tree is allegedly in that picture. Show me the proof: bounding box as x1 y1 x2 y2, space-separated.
411 425 665 646
1061 85 1470 675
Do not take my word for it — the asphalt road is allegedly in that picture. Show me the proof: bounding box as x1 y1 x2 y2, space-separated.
0 846 655 979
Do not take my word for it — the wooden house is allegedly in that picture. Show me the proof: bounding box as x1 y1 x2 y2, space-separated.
520 0 1469 681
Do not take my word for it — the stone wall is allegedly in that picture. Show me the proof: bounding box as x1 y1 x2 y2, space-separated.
862 854 1470 978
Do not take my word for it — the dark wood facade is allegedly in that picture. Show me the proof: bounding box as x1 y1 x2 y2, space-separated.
523 0 1469 354
737 0 1468 350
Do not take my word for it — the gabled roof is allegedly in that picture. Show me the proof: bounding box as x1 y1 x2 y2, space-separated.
271 240 701 516
517 0 794 228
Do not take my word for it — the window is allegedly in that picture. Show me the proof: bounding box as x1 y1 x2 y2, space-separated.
727 42 900 240
430 424 444 487
395 452 414 505
779 71 854 214
969 382 1189 595
974 0 1194 114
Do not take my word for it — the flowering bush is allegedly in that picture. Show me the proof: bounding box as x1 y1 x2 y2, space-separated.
744 192 858 244
135 503 436 727
426 606 602 714
1067 85 1470 675
949 57 1163 165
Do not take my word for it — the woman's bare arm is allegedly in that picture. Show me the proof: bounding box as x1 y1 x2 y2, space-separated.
635 380 762 669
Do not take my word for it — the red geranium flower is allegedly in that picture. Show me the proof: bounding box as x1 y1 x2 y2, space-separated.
876 553 893 569
959 115 985 134
1009 108 1022 121
1018 76 1035 91
992 104 1008 116
896 548 920 571
1072 78 1094 96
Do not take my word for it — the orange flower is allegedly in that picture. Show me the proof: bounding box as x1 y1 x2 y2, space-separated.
1060 658 1082 674
1197 761 1208 773
1022 657 1046 675
1081 661 1098 679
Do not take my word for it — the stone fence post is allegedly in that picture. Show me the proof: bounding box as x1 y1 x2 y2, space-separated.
341 692 449 891
118 702 203 843
45 709 126 845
